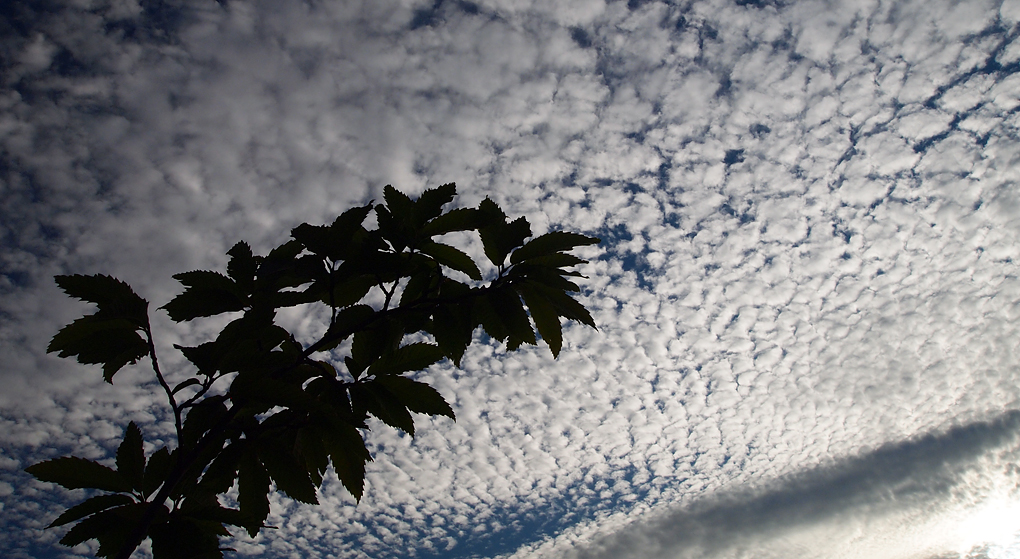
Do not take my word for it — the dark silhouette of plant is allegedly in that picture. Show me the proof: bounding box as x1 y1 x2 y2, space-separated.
26 183 599 559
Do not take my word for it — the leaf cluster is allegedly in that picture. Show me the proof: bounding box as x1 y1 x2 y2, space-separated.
28 183 599 559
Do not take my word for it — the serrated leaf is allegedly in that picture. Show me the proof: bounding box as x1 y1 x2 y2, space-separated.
419 242 482 280
518 283 564 357
48 493 135 528
143 447 173 499
383 185 415 221
527 282 597 329
48 315 149 383
181 399 228 450
226 242 258 293
116 422 145 491
350 319 402 372
473 293 509 342
291 223 334 259
350 382 416 436
374 376 455 419
162 271 246 322
58 505 132 549
295 204 375 260
366 342 445 377
481 219 532 267
510 263 582 292
509 231 600 264
175 342 221 376
320 305 376 351
196 443 243 496
429 302 474 366
318 275 375 309
415 183 457 225
421 207 482 237
487 287 536 349
27 457 133 493
295 426 330 487
399 266 440 307
514 252 587 269
322 424 370 501
230 371 314 411
54 274 148 324
258 438 318 505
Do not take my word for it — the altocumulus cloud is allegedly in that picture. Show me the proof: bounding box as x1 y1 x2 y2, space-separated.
3 0 1020 558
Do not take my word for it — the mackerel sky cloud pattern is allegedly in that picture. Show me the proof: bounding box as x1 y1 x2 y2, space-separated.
3 1 1020 558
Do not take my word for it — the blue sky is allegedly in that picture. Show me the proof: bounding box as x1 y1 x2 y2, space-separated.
4 0 1020 558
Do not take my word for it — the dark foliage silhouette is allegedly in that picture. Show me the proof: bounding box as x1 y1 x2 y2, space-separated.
27 183 599 559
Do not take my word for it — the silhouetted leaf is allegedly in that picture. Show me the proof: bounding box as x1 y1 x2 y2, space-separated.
510 263 582 292
528 282 597 329
421 207 481 237
48 315 149 383
509 231 600 264
350 382 416 435
116 422 145 491
317 275 375 309
478 199 533 266
58 502 152 553
196 443 243 496
162 271 246 322
429 302 474 366
226 242 258 293
322 424 370 501
320 304 375 351
366 343 445 377
259 438 318 505
48 494 135 528
54 274 148 324
374 376 455 419
383 185 415 223
350 319 403 373
143 447 173 499
487 287 536 349
181 399 228 450
27 457 133 493
518 283 564 356
415 182 457 225
419 242 482 280
295 426 330 487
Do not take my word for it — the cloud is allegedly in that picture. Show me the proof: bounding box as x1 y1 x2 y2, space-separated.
557 411 1020 559
4 0 1020 558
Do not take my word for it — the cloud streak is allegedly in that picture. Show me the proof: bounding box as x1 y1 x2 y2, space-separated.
560 411 1020 559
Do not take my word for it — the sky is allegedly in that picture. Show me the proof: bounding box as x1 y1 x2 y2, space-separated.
3 0 1020 558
